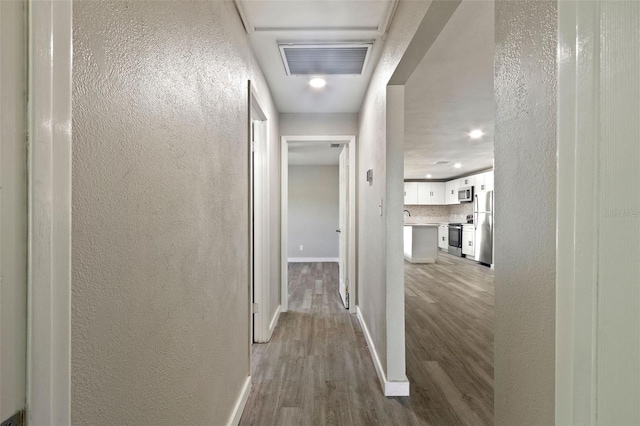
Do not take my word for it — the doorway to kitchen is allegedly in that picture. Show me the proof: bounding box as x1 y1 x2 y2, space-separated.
280 135 357 314
394 0 496 422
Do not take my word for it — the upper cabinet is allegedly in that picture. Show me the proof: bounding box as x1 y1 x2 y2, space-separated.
404 182 418 204
461 175 475 187
417 182 445 205
404 170 493 206
474 173 486 194
484 171 494 191
445 180 459 205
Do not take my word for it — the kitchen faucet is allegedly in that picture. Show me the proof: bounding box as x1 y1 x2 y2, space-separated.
403 209 411 217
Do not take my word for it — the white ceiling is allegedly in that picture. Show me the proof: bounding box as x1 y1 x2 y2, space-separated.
404 0 494 180
235 0 398 113
288 143 344 165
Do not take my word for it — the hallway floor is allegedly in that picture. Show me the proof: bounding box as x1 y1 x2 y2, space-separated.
240 255 493 425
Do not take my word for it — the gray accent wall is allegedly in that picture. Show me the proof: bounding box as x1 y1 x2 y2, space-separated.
288 165 339 259
494 0 557 424
357 0 431 384
71 1 280 424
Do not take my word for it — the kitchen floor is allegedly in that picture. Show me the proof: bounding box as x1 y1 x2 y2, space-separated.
240 257 494 425
405 251 494 425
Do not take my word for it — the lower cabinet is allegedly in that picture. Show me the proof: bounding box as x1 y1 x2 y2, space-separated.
438 225 449 250
462 226 475 258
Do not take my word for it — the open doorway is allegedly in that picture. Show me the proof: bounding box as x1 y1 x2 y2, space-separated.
392 0 495 423
280 136 356 314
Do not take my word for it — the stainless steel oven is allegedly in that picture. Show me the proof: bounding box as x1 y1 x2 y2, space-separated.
448 223 462 257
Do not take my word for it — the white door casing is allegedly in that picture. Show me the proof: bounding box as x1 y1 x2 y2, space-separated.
556 1 640 424
27 0 73 424
249 83 277 345
338 146 349 309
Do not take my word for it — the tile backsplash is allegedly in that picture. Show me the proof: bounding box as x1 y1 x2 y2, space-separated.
404 203 473 223
448 203 474 222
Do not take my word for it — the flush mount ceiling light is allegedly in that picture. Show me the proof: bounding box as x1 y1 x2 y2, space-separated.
309 78 326 89
454 163 462 169
469 129 484 139
426 174 432 178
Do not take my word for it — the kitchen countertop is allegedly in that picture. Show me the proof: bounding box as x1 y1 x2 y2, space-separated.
403 223 439 227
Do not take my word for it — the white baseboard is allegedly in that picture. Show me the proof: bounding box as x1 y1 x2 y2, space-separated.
287 257 339 263
227 376 252 426
268 305 281 338
356 307 410 397
403 256 436 264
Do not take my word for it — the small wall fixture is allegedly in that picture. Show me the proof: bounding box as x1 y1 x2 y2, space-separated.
366 169 373 184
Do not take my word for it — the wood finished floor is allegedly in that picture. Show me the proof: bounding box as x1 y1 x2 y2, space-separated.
239 253 494 425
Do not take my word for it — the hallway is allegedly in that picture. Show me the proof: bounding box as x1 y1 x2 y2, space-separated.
240 258 493 425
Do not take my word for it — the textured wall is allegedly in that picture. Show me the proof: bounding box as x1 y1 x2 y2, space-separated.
72 1 280 424
280 113 358 136
357 0 430 377
0 0 27 418
494 0 556 424
288 166 339 259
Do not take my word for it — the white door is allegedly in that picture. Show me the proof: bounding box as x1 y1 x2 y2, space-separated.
338 147 349 309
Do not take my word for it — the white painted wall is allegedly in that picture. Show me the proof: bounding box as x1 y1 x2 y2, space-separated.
280 113 358 136
72 1 280 424
494 0 557 424
557 2 640 424
357 0 430 386
288 165 339 260
0 0 27 420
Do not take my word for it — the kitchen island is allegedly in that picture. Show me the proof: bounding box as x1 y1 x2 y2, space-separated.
403 224 439 263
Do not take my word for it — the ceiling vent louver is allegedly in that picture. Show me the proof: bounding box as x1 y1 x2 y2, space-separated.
433 161 451 165
279 43 373 76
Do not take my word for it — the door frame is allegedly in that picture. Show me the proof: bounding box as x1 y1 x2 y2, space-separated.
248 82 276 344
27 0 73 424
280 135 357 314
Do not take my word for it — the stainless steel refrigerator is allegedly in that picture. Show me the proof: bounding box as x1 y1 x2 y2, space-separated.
474 191 493 265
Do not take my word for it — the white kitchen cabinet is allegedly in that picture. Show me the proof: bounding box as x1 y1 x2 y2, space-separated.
438 225 449 249
462 226 475 258
474 173 486 194
417 182 430 204
430 182 445 204
484 171 494 191
445 179 460 205
404 182 418 204
417 182 445 205
461 175 475 187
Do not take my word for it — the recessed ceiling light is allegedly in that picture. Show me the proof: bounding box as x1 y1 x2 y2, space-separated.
309 78 326 88
469 129 484 139
426 174 432 178
454 163 462 169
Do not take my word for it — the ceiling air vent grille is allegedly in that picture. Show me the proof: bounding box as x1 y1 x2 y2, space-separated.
279 43 373 76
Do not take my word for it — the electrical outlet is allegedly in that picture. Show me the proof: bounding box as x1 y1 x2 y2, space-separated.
299 245 303 251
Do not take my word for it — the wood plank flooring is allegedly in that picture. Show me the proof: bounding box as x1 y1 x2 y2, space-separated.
240 254 494 425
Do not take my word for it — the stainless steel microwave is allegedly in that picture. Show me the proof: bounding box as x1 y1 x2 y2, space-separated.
458 186 474 202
